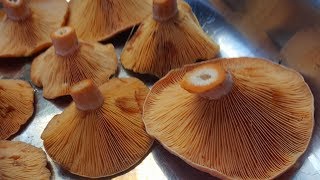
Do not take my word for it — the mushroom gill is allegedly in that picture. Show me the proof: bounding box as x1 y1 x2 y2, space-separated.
121 0 220 78
0 0 68 57
143 57 314 179
31 26 118 99
0 140 50 180
0 80 34 140
41 78 154 178
67 0 152 42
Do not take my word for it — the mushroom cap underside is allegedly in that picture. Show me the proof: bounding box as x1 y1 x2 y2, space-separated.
67 0 152 42
0 80 34 140
30 42 118 99
0 0 68 57
143 57 314 179
280 27 320 88
0 140 50 180
121 0 219 77
42 78 154 178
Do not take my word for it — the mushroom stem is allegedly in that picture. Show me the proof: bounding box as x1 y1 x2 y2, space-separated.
70 80 104 111
153 0 178 22
51 27 79 56
2 0 31 21
199 73 233 100
180 64 233 100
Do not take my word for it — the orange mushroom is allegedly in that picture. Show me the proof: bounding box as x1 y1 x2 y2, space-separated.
0 79 34 140
121 0 220 78
280 27 320 93
0 0 68 57
240 0 317 36
0 140 51 180
41 78 154 178
67 0 152 42
30 26 118 99
143 57 314 179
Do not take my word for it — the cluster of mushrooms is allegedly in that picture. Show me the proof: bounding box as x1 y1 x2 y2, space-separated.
0 0 316 179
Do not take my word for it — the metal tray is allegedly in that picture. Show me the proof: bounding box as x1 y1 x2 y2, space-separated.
1 0 320 179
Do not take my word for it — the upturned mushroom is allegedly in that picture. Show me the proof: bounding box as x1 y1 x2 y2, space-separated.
0 80 34 140
31 26 118 99
0 0 68 57
143 57 314 179
67 0 152 42
0 140 51 180
41 78 154 178
121 0 220 77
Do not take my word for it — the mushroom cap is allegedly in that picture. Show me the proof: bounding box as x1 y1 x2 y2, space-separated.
41 78 154 178
0 140 50 180
0 0 68 57
121 0 220 77
143 57 314 179
280 27 320 89
0 80 34 140
30 42 118 99
67 0 152 42
243 0 298 33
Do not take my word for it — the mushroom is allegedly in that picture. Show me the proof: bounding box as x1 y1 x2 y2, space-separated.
0 140 50 180
41 78 154 178
30 26 118 99
241 0 318 37
121 0 220 78
0 0 68 57
280 27 320 94
67 0 152 42
0 79 34 140
143 57 314 179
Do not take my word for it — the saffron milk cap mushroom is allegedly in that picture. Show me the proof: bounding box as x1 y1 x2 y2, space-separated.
67 0 152 42
0 0 68 57
121 0 220 77
41 78 154 178
280 27 320 92
143 57 314 179
0 140 50 180
30 26 118 99
0 79 34 140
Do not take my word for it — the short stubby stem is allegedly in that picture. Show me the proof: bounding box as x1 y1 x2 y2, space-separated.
180 63 233 100
153 0 178 22
70 80 104 111
3 0 31 21
51 27 79 56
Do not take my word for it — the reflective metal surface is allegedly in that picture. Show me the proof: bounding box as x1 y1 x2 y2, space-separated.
1 0 320 179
